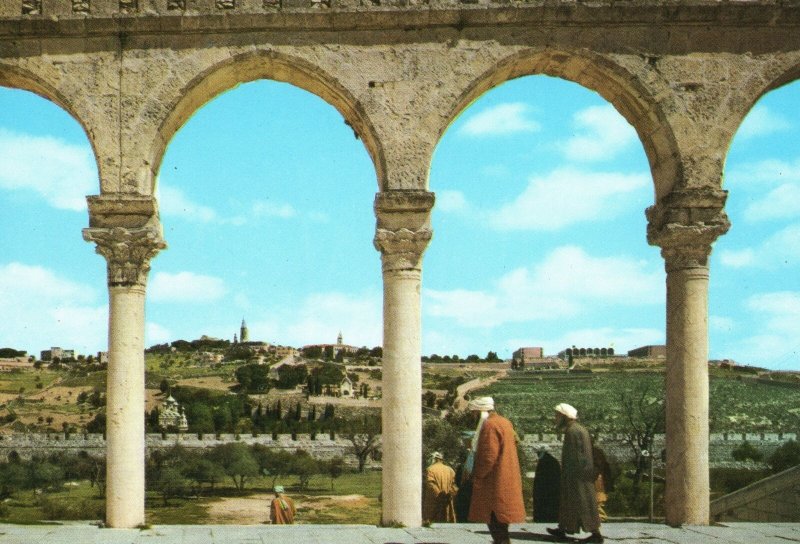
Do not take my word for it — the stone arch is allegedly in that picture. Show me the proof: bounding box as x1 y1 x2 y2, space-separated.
147 50 382 195
443 48 679 200
0 63 100 188
721 57 800 178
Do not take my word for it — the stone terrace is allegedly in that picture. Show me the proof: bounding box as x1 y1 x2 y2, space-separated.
1 522 799 543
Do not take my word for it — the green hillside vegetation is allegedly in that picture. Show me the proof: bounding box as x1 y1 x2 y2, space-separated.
474 368 800 435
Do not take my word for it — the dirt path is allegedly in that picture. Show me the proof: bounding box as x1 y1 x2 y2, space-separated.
205 493 272 524
452 369 508 411
204 493 369 524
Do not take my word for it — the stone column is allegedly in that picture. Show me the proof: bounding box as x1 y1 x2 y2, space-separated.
83 196 165 528
373 190 434 528
647 189 729 526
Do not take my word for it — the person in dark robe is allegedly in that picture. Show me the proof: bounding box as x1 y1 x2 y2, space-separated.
454 431 475 522
532 448 560 522
547 403 603 544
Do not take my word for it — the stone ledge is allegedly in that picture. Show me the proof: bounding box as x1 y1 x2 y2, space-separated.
1 1 800 39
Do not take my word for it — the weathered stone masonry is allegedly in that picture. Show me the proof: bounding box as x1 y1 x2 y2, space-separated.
2 0 800 529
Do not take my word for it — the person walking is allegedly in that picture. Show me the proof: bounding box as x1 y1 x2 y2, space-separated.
269 485 296 524
454 431 475 522
547 403 603 543
423 451 459 523
532 448 561 522
592 445 613 523
467 396 526 544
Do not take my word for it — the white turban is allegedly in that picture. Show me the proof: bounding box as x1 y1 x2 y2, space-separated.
431 451 444 461
555 403 578 420
467 396 495 412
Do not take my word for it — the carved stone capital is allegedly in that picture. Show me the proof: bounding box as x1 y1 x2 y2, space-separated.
83 227 166 287
374 190 434 272
646 188 730 271
374 227 432 272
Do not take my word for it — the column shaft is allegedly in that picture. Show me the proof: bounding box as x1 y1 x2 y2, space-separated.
664 265 710 526
381 269 423 527
373 190 434 528
106 284 147 528
84 214 165 529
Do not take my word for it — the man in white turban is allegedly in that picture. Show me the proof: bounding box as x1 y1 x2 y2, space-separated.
467 396 525 544
548 403 603 543
269 484 296 524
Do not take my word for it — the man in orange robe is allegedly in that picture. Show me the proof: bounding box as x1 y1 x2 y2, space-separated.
269 485 296 524
467 396 526 544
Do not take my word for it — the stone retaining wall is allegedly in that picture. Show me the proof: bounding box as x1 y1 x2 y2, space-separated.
0 431 794 468
0 432 372 469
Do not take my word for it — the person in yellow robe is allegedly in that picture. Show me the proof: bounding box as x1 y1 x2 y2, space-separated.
269 485 296 524
422 451 458 524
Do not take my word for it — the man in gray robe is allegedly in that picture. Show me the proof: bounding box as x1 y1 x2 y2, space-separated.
547 403 603 543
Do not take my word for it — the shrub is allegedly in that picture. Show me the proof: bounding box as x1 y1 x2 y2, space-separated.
769 440 800 473
731 441 763 462
39 496 104 521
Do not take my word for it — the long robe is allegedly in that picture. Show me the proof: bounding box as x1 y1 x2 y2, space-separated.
454 461 474 522
558 420 601 533
468 412 526 524
533 451 561 522
422 460 458 523
270 494 296 524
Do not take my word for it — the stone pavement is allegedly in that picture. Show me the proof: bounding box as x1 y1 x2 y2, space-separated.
1 522 799 543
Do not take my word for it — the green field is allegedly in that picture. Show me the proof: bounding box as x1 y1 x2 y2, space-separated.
0 471 383 525
474 370 800 434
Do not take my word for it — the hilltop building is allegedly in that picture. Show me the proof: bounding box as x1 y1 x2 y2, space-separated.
40 347 75 362
557 346 615 360
239 318 249 343
340 375 354 397
158 395 188 432
232 318 270 353
303 331 359 359
628 345 667 358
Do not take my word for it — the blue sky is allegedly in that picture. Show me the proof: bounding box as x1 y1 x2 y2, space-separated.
0 76 798 370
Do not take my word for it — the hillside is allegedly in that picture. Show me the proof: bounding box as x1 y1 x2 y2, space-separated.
474 367 800 435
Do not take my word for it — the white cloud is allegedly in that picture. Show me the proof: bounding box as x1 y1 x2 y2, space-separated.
156 185 217 223
156 184 301 225
486 168 649 231
561 105 638 162
424 246 663 329
0 262 105 355
736 105 792 140
459 103 540 137
744 183 800 222
149 271 228 303
0 129 97 211
249 290 382 349
146 322 173 346
718 248 755 268
251 200 296 219
725 158 800 188
436 190 469 213
717 223 800 269
728 291 800 369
